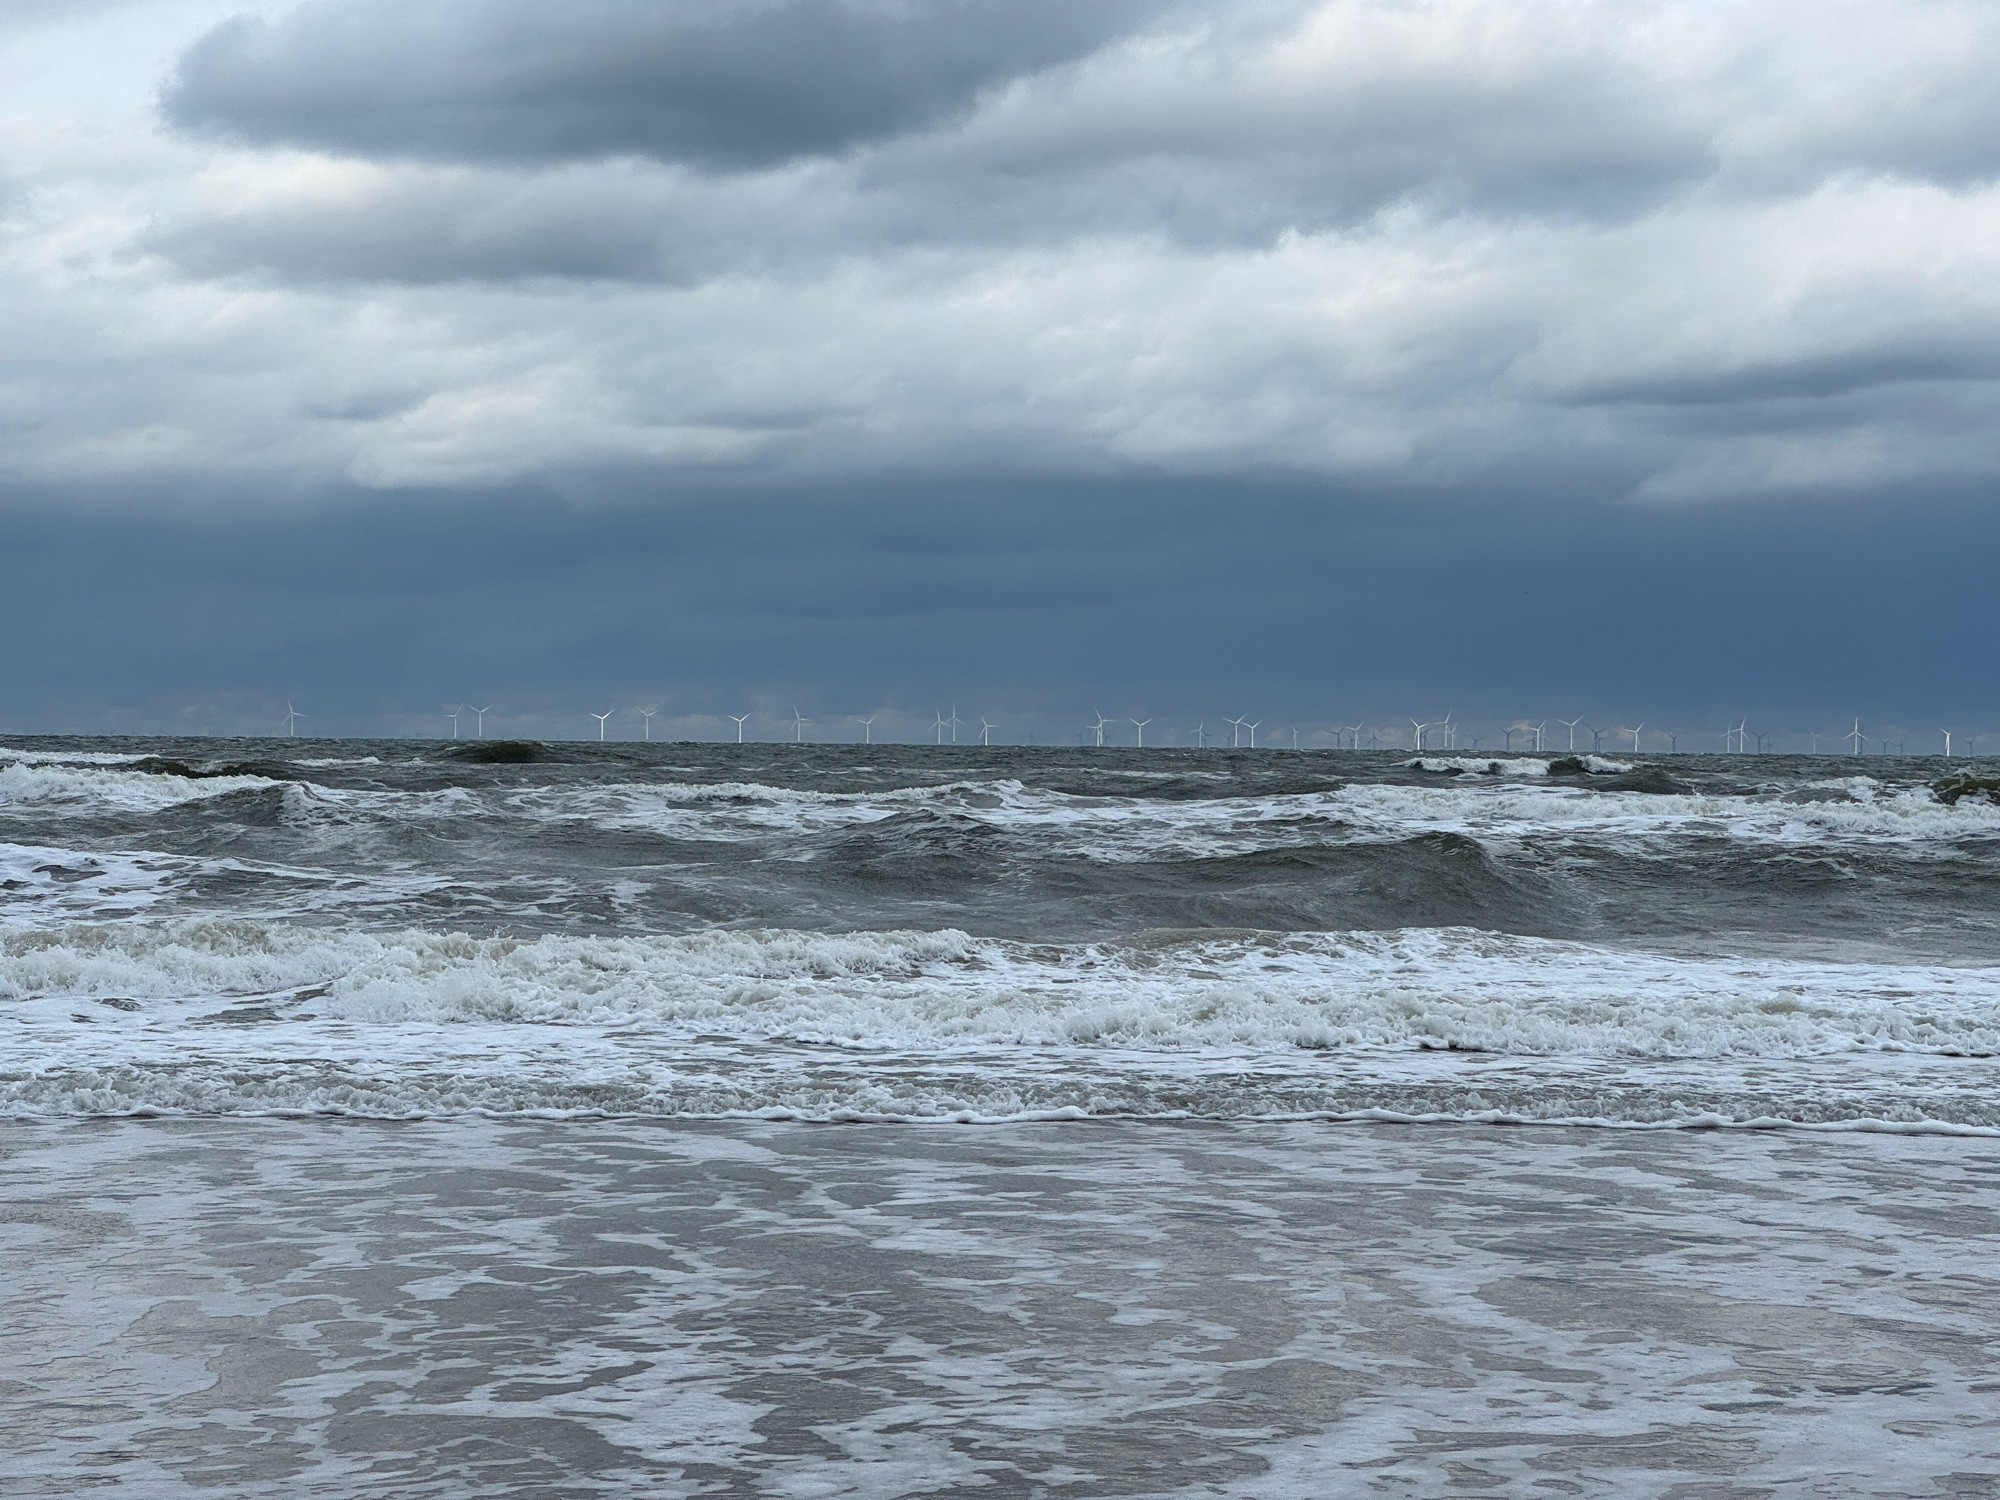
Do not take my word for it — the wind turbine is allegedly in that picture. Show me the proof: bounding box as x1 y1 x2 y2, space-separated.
1846 719 1866 755
1347 721 1365 751
1941 728 1953 758
980 717 996 746
931 709 948 745
1225 715 1245 748
1503 726 1519 752
591 710 614 741
1194 721 1208 749
284 701 304 737
1557 716 1583 751
1129 717 1150 747
1289 725 1300 751
1807 730 1820 753
1090 711 1110 748
1440 712 1455 751
467 704 491 739
728 713 749 744
637 704 660 741
857 713 878 744
948 705 963 744
443 703 462 740
1532 720 1548 753
790 707 810 744
1623 722 1644 752
1244 720 1261 749
1410 717 1434 752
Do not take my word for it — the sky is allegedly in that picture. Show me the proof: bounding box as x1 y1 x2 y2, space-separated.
2 0 1997 744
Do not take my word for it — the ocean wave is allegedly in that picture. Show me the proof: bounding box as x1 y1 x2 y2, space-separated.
1402 755 1636 776
0 760 283 813
5 1044 1997 1133
8 919 1999 1059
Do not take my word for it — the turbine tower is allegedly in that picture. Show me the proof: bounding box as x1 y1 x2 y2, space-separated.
1129 717 1150 748
728 714 750 744
591 710 613 741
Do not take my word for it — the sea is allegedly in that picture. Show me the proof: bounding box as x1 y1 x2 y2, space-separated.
4 737 1998 1496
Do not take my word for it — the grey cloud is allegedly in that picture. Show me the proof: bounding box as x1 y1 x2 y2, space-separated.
153 166 685 284
163 0 1166 170
153 46 1721 290
1572 347 2000 408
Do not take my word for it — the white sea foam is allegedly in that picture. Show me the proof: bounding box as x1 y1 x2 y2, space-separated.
0 843 185 924
468 772 2000 868
0 748 155 767
7 919 1998 1060
0 760 280 813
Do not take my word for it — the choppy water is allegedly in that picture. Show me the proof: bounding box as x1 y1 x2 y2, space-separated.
5 737 2000 1130
7 737 2000 1495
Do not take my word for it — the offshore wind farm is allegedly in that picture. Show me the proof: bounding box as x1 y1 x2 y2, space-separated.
255 699 1995 759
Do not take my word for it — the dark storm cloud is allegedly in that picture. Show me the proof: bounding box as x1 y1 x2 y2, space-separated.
7 478 2000 734
154 0 1723 290
163 0 1165 170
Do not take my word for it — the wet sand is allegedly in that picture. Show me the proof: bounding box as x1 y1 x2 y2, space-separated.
3 1119 1997 1497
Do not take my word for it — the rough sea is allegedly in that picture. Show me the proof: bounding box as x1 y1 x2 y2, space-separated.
5 737 1999 1495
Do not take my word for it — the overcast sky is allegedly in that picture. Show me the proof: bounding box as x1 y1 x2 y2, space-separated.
3 0 1997 740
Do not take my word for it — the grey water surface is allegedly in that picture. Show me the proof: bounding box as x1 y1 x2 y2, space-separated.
3 1118 1997 1498
5 738 2000 1494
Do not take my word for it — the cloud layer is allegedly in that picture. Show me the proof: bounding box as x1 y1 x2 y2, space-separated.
1 0 1997 505
164 0 1164 169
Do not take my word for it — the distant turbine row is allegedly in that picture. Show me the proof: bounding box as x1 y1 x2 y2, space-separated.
264 701 1974 756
